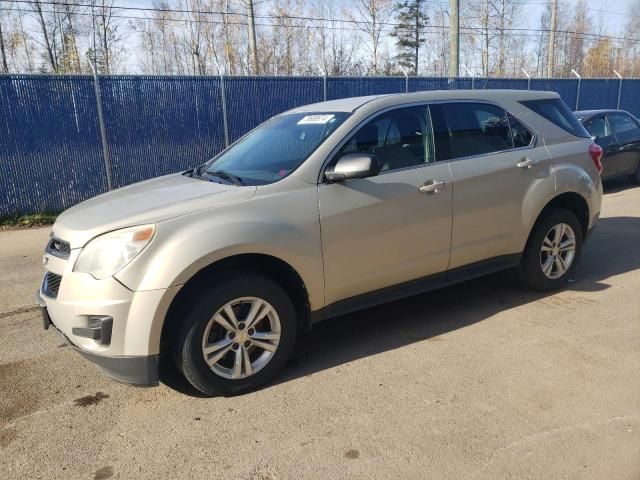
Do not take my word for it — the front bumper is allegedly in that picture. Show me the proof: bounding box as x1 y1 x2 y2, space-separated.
37 292 160 386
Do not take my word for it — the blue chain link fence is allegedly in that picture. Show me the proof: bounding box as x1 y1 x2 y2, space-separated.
1 74 639 216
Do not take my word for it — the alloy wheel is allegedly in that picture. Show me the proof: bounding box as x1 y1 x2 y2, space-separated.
539 222 576 280
201 297 281 380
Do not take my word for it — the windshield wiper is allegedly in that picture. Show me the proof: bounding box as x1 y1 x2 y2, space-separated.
207 169 244 186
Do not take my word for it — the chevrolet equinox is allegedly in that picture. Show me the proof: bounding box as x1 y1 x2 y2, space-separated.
37 90 603 396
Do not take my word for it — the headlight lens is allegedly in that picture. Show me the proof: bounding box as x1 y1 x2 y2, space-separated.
74 224 155 279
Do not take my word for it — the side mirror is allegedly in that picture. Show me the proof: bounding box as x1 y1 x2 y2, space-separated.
325 153 381 183
591 135 598 141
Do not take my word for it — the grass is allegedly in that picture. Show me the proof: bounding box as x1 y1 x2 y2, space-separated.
0 212 58 230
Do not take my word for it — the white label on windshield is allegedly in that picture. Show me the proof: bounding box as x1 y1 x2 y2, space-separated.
297 114 335 125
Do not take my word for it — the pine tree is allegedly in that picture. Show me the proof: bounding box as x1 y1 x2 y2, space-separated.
390 0 428 75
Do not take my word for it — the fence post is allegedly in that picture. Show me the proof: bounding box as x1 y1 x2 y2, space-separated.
571 69 581 110
463 65 475 90
88 60 112 191
400 66 409 93
317 64 327 101
215 62 230 148
522 68 531 90
614 70 623 110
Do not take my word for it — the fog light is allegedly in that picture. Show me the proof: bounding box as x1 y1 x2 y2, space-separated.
72 316 113 345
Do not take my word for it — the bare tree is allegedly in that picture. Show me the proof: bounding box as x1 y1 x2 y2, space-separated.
314 0 359 75
89 0 125 74
0 12 9 73
351 0 394 74
28 0 60 72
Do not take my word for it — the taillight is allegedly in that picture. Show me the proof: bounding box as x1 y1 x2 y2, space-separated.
589 143 603 175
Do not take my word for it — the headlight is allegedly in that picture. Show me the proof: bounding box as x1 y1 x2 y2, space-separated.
74 225 155 279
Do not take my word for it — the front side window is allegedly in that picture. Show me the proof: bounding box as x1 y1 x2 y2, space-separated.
430 102 513 161
584 115 611 139
197 112 349 185
607 112 639 135
520 98 590 138
333 106 433 172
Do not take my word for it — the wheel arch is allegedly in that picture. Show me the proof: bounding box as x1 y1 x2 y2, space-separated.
159 253 312 357
525 192 590 252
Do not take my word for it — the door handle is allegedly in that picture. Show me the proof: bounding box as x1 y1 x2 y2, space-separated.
516 157 539 169
419 180 446 194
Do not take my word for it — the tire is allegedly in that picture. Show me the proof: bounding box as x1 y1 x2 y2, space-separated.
173 273 297 396
629 161 640 184
518 208 583 292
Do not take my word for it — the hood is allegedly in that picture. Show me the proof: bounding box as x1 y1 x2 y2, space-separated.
53 173 256 248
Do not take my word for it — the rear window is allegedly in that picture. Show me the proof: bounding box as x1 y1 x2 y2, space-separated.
521 98 590 138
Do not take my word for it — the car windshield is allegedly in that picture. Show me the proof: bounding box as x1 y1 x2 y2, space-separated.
196 112 350 185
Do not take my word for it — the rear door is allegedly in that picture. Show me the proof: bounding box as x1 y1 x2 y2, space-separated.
430 101 552 270
607 112 640 176
583 114 619 179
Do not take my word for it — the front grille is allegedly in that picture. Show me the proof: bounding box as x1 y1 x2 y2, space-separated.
45 237 71 259
43 272 62 298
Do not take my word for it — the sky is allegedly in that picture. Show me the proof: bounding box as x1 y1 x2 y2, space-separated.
122 0 638 33
122 0 638 73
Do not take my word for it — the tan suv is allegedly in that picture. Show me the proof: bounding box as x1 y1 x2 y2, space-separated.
37 90 603 396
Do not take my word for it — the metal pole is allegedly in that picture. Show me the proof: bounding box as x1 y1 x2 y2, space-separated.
614 70 623 109
571 69 581 110
522 68 531 90
88 60 112 191
463 65 474 90
323 73 327 101
448 0 459 78
317 64 327 101
246 0 259 74
400 66 409 93
215 62 230 148
547 0 557 78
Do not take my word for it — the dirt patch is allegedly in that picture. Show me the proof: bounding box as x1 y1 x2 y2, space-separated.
74 392 109 407
344 449 360 459
0 428 17 448
0 360 43 425
93 466 114 480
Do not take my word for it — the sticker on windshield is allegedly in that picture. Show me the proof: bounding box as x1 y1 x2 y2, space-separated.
297 114 335 125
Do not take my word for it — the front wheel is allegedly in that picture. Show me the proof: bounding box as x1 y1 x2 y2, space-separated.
519 209 583 291
174 274 297 396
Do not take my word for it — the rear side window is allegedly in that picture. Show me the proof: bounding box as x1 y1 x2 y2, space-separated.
584 115 611 139
430 102 513 161
520 98 590 138
509 116 534 148
607 112 639 134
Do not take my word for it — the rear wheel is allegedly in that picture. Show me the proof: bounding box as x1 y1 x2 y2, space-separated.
174 273 297 396
519 209 583 291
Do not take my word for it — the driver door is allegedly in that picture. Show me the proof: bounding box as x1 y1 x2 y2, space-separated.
318 105 453 307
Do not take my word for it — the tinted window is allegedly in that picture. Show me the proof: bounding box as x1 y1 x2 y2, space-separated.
608 112 639 134
336 106 432 172
584 115 611 139
509 116 534 148
520 98 590 138
430 103 512 161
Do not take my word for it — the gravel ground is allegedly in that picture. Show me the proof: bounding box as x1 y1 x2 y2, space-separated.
1 182 639 480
